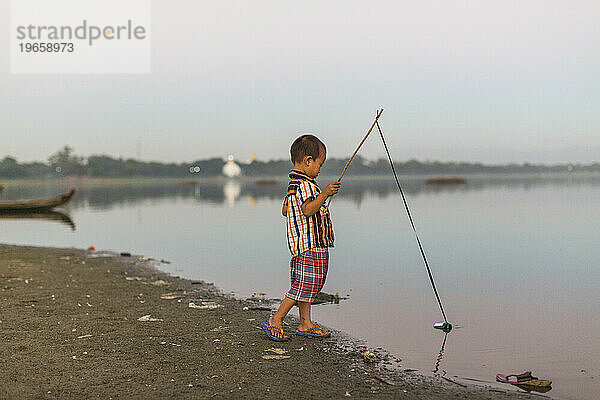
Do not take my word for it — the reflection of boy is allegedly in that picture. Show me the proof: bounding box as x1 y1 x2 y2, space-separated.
260 134 340 341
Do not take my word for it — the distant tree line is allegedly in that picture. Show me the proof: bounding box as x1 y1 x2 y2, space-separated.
0 146 598 179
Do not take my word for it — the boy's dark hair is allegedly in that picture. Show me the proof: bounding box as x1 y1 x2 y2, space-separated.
290 134 326 164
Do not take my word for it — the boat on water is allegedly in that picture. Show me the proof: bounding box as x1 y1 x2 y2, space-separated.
0 189 75 212
426 177 467 185
255 179 277 185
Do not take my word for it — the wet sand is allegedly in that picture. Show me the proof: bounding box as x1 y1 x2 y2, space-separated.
0 244 537 399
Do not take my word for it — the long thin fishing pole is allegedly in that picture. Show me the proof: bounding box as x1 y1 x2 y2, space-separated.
375 120 448 323
326 108 384 208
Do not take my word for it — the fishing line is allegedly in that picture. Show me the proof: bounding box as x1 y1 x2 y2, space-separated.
375 120 451 331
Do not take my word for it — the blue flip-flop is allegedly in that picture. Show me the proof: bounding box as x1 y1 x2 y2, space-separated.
260 321 290 342
296 325 331 338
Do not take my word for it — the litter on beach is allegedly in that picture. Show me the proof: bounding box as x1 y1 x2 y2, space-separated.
77 334 93 339
149 280 169 286
125 277 169 286
137 314 163 322
160 292 184 300
373 374 394 386
261 355 291 360
265 348 287 355
210 326 229 332
188 301 223 310
363 351 375 363
87 252 113 258
442 376 466 387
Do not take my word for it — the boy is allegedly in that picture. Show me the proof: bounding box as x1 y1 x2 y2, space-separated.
260 134 340 341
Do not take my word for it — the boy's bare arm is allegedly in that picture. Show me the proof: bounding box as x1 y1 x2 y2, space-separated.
301 182 340 217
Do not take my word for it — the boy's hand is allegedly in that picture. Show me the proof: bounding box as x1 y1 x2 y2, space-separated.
323 181 341 197
302 182 341 217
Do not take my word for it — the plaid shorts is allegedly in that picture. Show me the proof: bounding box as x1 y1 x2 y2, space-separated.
285 247 329 303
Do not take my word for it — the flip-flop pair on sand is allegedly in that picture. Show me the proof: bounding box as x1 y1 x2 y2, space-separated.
260 321 330 342
496 371 552 392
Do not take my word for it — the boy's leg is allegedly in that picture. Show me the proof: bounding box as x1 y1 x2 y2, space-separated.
269 297 296 329
297 301 328 335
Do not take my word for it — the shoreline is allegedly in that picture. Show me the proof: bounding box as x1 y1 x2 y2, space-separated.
1 243 541 399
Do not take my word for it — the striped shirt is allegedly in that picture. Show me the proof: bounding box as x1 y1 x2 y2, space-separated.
283 169 335 256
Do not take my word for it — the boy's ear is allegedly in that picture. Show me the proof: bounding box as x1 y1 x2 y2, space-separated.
303 155 313 165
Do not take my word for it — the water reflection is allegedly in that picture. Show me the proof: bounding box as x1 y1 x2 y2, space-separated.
433 332 448 376
0 210 75 230
2 174 597 211
223 180 241 207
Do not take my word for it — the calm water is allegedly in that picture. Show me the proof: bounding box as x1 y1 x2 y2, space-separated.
1 175 599 400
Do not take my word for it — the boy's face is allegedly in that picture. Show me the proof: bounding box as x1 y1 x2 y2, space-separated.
304 147 326 178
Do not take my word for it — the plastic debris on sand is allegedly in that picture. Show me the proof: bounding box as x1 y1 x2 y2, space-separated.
160 292 184 300
189 301 223 310
262 355 291 360
265 348 287 355
137 314 163 322
77 334 93 339
363 351 376 363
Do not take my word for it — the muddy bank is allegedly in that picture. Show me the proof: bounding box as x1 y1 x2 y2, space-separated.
0 244 535 399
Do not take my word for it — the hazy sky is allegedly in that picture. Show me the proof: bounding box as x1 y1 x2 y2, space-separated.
2 0 599 164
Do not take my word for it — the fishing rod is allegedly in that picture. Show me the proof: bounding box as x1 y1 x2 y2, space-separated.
325 108 384 208
327 109 452 332
375 119 452 333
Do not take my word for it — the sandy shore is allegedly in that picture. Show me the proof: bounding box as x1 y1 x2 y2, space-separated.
0 244 536 399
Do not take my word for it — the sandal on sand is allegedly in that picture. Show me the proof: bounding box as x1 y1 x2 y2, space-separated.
496 372 536 383
496 372 551 387
260 322 289 342
296 325 331 338
514 371 535 382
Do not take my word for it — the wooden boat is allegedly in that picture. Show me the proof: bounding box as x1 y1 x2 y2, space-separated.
426 177 467 185
0 189 75 212
255 179 277 185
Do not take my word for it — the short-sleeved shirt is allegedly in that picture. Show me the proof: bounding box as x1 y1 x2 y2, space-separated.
283 169 334 257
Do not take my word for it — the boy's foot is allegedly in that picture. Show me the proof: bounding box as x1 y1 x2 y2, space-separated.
296 323 331 338
260 320 289 342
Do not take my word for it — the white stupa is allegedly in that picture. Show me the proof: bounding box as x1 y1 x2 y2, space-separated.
222 154 241 178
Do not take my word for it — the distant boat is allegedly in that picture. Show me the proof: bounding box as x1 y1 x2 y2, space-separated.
255 179 277 185
0 189 75 212
426 177 467 185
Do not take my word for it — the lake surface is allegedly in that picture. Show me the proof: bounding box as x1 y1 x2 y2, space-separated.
1 174 599 400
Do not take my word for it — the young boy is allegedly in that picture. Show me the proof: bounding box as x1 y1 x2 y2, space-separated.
260 134 340 341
